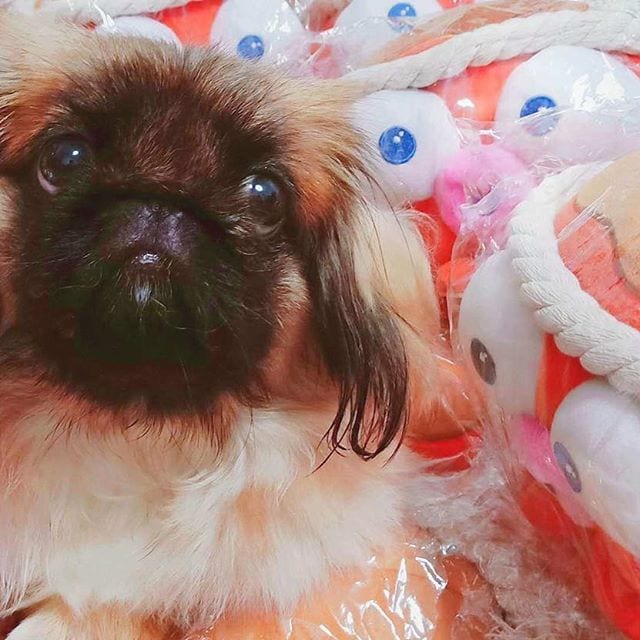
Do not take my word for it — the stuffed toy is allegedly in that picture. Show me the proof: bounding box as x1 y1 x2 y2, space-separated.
339 2 640 636
348 2 640 290
63 0 498 69
457 151 640 639
99 0 306 60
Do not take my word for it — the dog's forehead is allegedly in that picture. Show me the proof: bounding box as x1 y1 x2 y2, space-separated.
4 41 288 168
24 47 292 189
1 28 363 224
69 51 280 144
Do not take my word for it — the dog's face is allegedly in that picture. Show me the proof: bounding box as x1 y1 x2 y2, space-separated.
6 42 308 413
0 16 420 457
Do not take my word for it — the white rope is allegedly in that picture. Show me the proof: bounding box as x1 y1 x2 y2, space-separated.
2 0 184 20
508 164 640 399
343 4 640 92
3 0 640 64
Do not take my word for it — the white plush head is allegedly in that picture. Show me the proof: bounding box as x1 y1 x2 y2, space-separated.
335 0 443 31
552 379 640 558
210 0 305 62
496 46 640 164
352 89 460 204
458 250 544 416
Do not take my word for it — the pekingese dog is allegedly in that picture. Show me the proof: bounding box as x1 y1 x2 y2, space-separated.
0 12 441 639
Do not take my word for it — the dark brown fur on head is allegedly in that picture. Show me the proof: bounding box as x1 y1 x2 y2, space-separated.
0 15 418 459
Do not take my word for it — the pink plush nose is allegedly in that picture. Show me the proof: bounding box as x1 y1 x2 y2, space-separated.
433 145 533 234
512 414 591 527
307 41 345 78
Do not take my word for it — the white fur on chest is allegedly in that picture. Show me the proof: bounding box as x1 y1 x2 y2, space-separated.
0 405 417 627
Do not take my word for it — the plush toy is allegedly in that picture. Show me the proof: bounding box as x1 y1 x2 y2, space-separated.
92 0 499 71
185 533 492 640
97 0 308 61
340 5 640 635
457 152 640 639
349 8 640 289
333 0 463 53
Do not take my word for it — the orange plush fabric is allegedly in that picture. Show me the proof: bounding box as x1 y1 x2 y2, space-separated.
186 533 491 640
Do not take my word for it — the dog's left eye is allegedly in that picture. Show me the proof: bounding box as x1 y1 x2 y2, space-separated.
38 136 94 193
243 174 286 213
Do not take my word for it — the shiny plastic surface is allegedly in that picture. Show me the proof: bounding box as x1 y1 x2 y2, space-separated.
352 44 640 308
185 530 494 639
76 0 536 75
338 2 640 637
447 114 640 639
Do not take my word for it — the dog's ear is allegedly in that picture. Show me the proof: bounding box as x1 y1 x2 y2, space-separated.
0 12 24 153
0 13 96 330
282 81 439 460
305 202 439 460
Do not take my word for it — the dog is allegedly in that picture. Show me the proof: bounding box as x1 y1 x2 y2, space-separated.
0 12 441 639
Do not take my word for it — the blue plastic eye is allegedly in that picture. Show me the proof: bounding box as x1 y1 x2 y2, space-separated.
236 34 265 60
388 3 417 32
520 95 559 136
378 126 417 165
553 442 582 493
520 95 556 117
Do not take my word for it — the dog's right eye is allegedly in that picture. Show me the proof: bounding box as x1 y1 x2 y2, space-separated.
38 136 94 194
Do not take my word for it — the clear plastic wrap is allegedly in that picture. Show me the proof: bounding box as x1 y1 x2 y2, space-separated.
351 38 640 314
325 3 640 637
22 0 523 75
447 108 640 639
185 530 496 640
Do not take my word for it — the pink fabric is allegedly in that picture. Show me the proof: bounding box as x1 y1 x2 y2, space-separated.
434 146 533 233
511 414 591 526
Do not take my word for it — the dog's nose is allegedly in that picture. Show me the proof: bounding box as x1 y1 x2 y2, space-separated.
65 199 216 369
102 200 202 268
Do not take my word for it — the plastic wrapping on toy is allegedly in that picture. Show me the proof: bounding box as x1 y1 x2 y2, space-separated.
37 0 593 76
304 0 592 77
350 42 640 277
181 528 495 640
444 103 640 639
70 0 459 71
